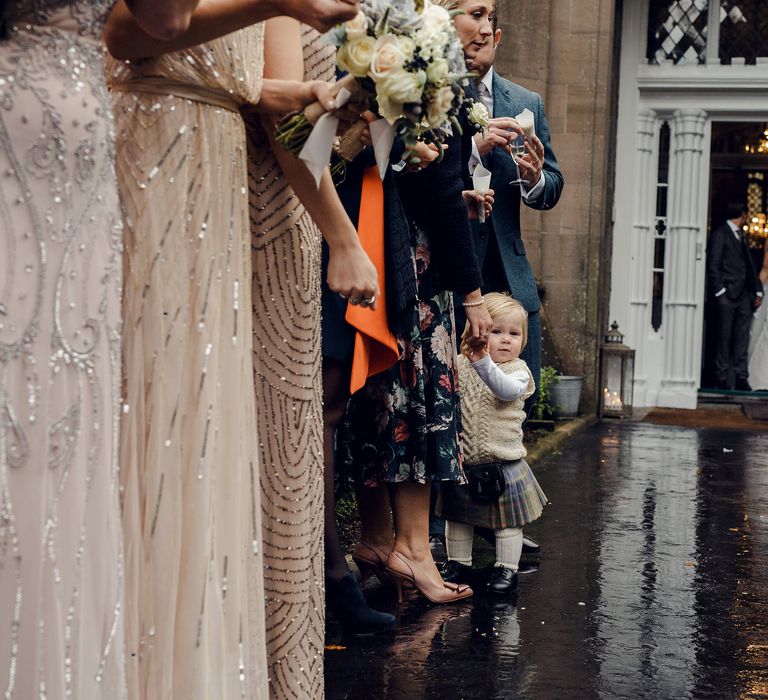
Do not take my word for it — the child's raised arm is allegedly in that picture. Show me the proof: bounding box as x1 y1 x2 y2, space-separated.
470 354 532 402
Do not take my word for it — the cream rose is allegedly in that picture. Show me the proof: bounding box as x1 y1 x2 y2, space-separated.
426 85 454 127
397 35 416 60
377 94 405 124
426 58 449 85
369 34 406 82
337 36 376 78
379 68 425 105
422 2 452 33
344 11 369 40
468 100 490 129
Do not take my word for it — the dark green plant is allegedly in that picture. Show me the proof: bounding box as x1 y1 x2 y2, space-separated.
532 365 558 420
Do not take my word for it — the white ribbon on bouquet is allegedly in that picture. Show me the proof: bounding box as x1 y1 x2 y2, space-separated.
299 91 397 187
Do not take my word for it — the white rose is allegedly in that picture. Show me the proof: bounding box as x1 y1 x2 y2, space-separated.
369 34 406 82
377 94 405 124
422 2 452 33
379 68 425 105
337 36 376 78
468 100 489 128
426 85 454 127
426 58 449 84
397 35 416 60
344 11 369 40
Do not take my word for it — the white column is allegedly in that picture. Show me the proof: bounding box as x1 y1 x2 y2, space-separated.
627 110 657 404
659 109 708 408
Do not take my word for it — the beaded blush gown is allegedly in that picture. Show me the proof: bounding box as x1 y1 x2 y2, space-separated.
107 26 268 700
0 1 126 697
246 25 331 700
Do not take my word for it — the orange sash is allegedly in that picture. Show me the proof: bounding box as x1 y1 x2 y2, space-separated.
345 166 399 394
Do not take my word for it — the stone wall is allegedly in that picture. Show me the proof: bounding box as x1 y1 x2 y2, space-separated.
493 0 619 408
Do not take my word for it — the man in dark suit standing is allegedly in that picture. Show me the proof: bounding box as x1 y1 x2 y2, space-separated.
453 1 564 413
707 202 763 390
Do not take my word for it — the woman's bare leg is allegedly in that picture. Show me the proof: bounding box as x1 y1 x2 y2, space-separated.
388 481 445 588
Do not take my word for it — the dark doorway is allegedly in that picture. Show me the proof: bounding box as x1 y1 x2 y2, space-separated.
702 122 768 389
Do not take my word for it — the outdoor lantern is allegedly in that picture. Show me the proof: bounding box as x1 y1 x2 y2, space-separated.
599 321 635 418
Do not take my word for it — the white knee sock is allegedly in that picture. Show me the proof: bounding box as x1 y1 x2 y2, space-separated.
495 527 523 571
445 521 474 566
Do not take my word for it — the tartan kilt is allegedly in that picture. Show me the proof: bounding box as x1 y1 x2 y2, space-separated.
437 458 547 530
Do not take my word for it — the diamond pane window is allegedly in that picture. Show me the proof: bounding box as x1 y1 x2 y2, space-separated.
647 0 709 65
719 0 768 64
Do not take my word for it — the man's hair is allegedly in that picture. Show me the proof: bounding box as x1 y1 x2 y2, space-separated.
725 202 747 220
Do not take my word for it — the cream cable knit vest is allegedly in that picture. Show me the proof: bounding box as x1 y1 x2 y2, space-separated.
458 355 535 465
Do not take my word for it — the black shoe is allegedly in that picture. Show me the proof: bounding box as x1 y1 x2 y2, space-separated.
521 536 541 555
326 573 395 636
439 560 473 585
735 378 752 392
716 379 731 391
486 566 518 595
517 560 540 575
429 533 447 564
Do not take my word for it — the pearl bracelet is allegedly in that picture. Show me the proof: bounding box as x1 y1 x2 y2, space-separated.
461 296 485 308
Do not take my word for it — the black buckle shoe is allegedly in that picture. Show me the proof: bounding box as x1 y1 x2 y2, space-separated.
486 566 518 595
521 536 541 555
439 560 473 585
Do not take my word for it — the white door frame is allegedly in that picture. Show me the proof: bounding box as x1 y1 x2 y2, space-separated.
610 0 768 408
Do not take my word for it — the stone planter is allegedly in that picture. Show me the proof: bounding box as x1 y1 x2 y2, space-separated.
551 375 584 419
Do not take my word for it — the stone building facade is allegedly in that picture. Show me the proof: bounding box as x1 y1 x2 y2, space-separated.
493 0 619 410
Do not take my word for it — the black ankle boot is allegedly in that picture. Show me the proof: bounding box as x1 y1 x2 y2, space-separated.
326 573 395 636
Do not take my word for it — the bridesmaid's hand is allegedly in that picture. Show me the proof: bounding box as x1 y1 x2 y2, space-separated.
278 0 359 33
327 242 380 310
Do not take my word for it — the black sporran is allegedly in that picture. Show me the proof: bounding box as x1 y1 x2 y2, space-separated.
467 462 505 501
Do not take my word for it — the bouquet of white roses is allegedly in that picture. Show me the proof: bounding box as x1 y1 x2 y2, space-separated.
274 0 475 183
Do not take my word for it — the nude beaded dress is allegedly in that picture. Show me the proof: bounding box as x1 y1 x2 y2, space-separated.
245 25 332 700
108 26 269 700
0 1 126 697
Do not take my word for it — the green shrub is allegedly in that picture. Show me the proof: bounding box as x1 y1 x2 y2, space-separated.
533 365 558 420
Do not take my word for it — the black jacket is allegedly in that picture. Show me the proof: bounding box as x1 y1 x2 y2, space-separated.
707 222 763 300
396 111 482 296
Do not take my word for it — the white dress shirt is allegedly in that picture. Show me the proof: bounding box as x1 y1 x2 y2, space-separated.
469 68 545 203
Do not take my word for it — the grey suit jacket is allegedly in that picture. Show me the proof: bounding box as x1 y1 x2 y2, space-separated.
472 72 564 312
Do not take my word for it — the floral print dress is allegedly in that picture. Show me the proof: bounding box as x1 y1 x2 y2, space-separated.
338 226 466 486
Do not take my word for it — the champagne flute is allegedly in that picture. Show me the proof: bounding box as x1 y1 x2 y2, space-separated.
508 133 527 186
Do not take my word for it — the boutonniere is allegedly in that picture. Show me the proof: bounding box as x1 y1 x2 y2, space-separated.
466 100 490 132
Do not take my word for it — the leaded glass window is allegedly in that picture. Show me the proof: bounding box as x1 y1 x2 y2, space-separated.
647 0 709 65
719 0 768 64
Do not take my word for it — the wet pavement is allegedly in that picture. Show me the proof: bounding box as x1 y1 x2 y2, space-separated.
325 420 768 699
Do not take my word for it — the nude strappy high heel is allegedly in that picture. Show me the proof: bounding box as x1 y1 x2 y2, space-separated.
352 541 392 587
385 550 473 604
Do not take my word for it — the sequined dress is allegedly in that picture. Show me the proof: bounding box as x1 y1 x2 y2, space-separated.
245 25 331 700
107 27 268 700
0 1 126 697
